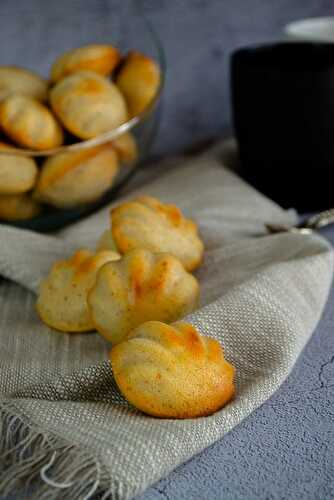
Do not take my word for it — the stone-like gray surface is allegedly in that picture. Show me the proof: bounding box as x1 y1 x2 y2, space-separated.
1 1 334 499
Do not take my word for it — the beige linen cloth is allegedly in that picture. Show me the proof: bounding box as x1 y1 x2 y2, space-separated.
0 140 333 499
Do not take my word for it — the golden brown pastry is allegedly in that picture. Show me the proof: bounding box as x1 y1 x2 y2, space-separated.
0 193 41 220
0 66 48 102
34 145 119 208
111 132 138 164
110 320 235 418
0 142 38 194
88 248 199 344
36 249 120 332
116 51 161 117
50 71 128 139
111 196 204 272
96 230 118 252
0 95 64 150
50 44 121 83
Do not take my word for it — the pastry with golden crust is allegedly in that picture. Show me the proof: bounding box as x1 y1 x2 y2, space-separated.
111 196 204 271
50 44 121 83
0 95 64 150
116 51 161 117
0 193 41 220
0 141 38 194
110 320 235 418
88 248 200 344
34 145 119 208
36 249 120 332
96 230 118 252
111 132 138 164
0 66 48 102
50 71 128 139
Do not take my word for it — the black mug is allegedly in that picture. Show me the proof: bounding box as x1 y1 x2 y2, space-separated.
231 42 334 211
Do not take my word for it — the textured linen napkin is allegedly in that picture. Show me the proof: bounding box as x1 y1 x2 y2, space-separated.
0 140 332 500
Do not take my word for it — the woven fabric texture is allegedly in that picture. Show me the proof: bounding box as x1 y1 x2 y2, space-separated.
0 142 332 499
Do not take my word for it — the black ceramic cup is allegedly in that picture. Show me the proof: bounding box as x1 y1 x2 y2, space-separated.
231 42 334 211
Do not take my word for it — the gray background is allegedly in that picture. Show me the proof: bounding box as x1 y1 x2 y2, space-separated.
1 0 334 499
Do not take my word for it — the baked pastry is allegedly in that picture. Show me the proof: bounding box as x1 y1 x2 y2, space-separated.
0 142 38 194
111 196 204 271
116 51 161 117
0 193 41 220
0 66 48 102
88 248 200 344
0 95 64 150
50 44 121 83
96 230 118 252
50 71 128 139
110 320 235 418
34 145 119 208
36 249 120 332
111 132 138 164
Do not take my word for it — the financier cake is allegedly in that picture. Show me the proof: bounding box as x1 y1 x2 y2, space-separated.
0 193 41 220
50 44 121 83
111 195 204 271
88 248 200 344
37 249 120 332
0 142 38 194
0 95 64 150
110 320 235 418
96 230 118 252
0 66 48 102
116 51 161 117
34 145 119 208
50 70 128 139
111 132 138 165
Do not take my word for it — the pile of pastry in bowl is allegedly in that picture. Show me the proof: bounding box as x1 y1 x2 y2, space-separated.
0 44 161 220
37 195 236 419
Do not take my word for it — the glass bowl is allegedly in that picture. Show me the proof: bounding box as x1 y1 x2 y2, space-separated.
0 0 165 232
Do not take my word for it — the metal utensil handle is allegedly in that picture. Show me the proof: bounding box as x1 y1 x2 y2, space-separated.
304 208 334 229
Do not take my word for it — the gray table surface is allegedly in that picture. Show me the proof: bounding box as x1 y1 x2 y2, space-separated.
1 1 334 499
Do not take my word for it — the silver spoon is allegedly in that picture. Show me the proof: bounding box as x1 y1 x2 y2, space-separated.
266 208 334 234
